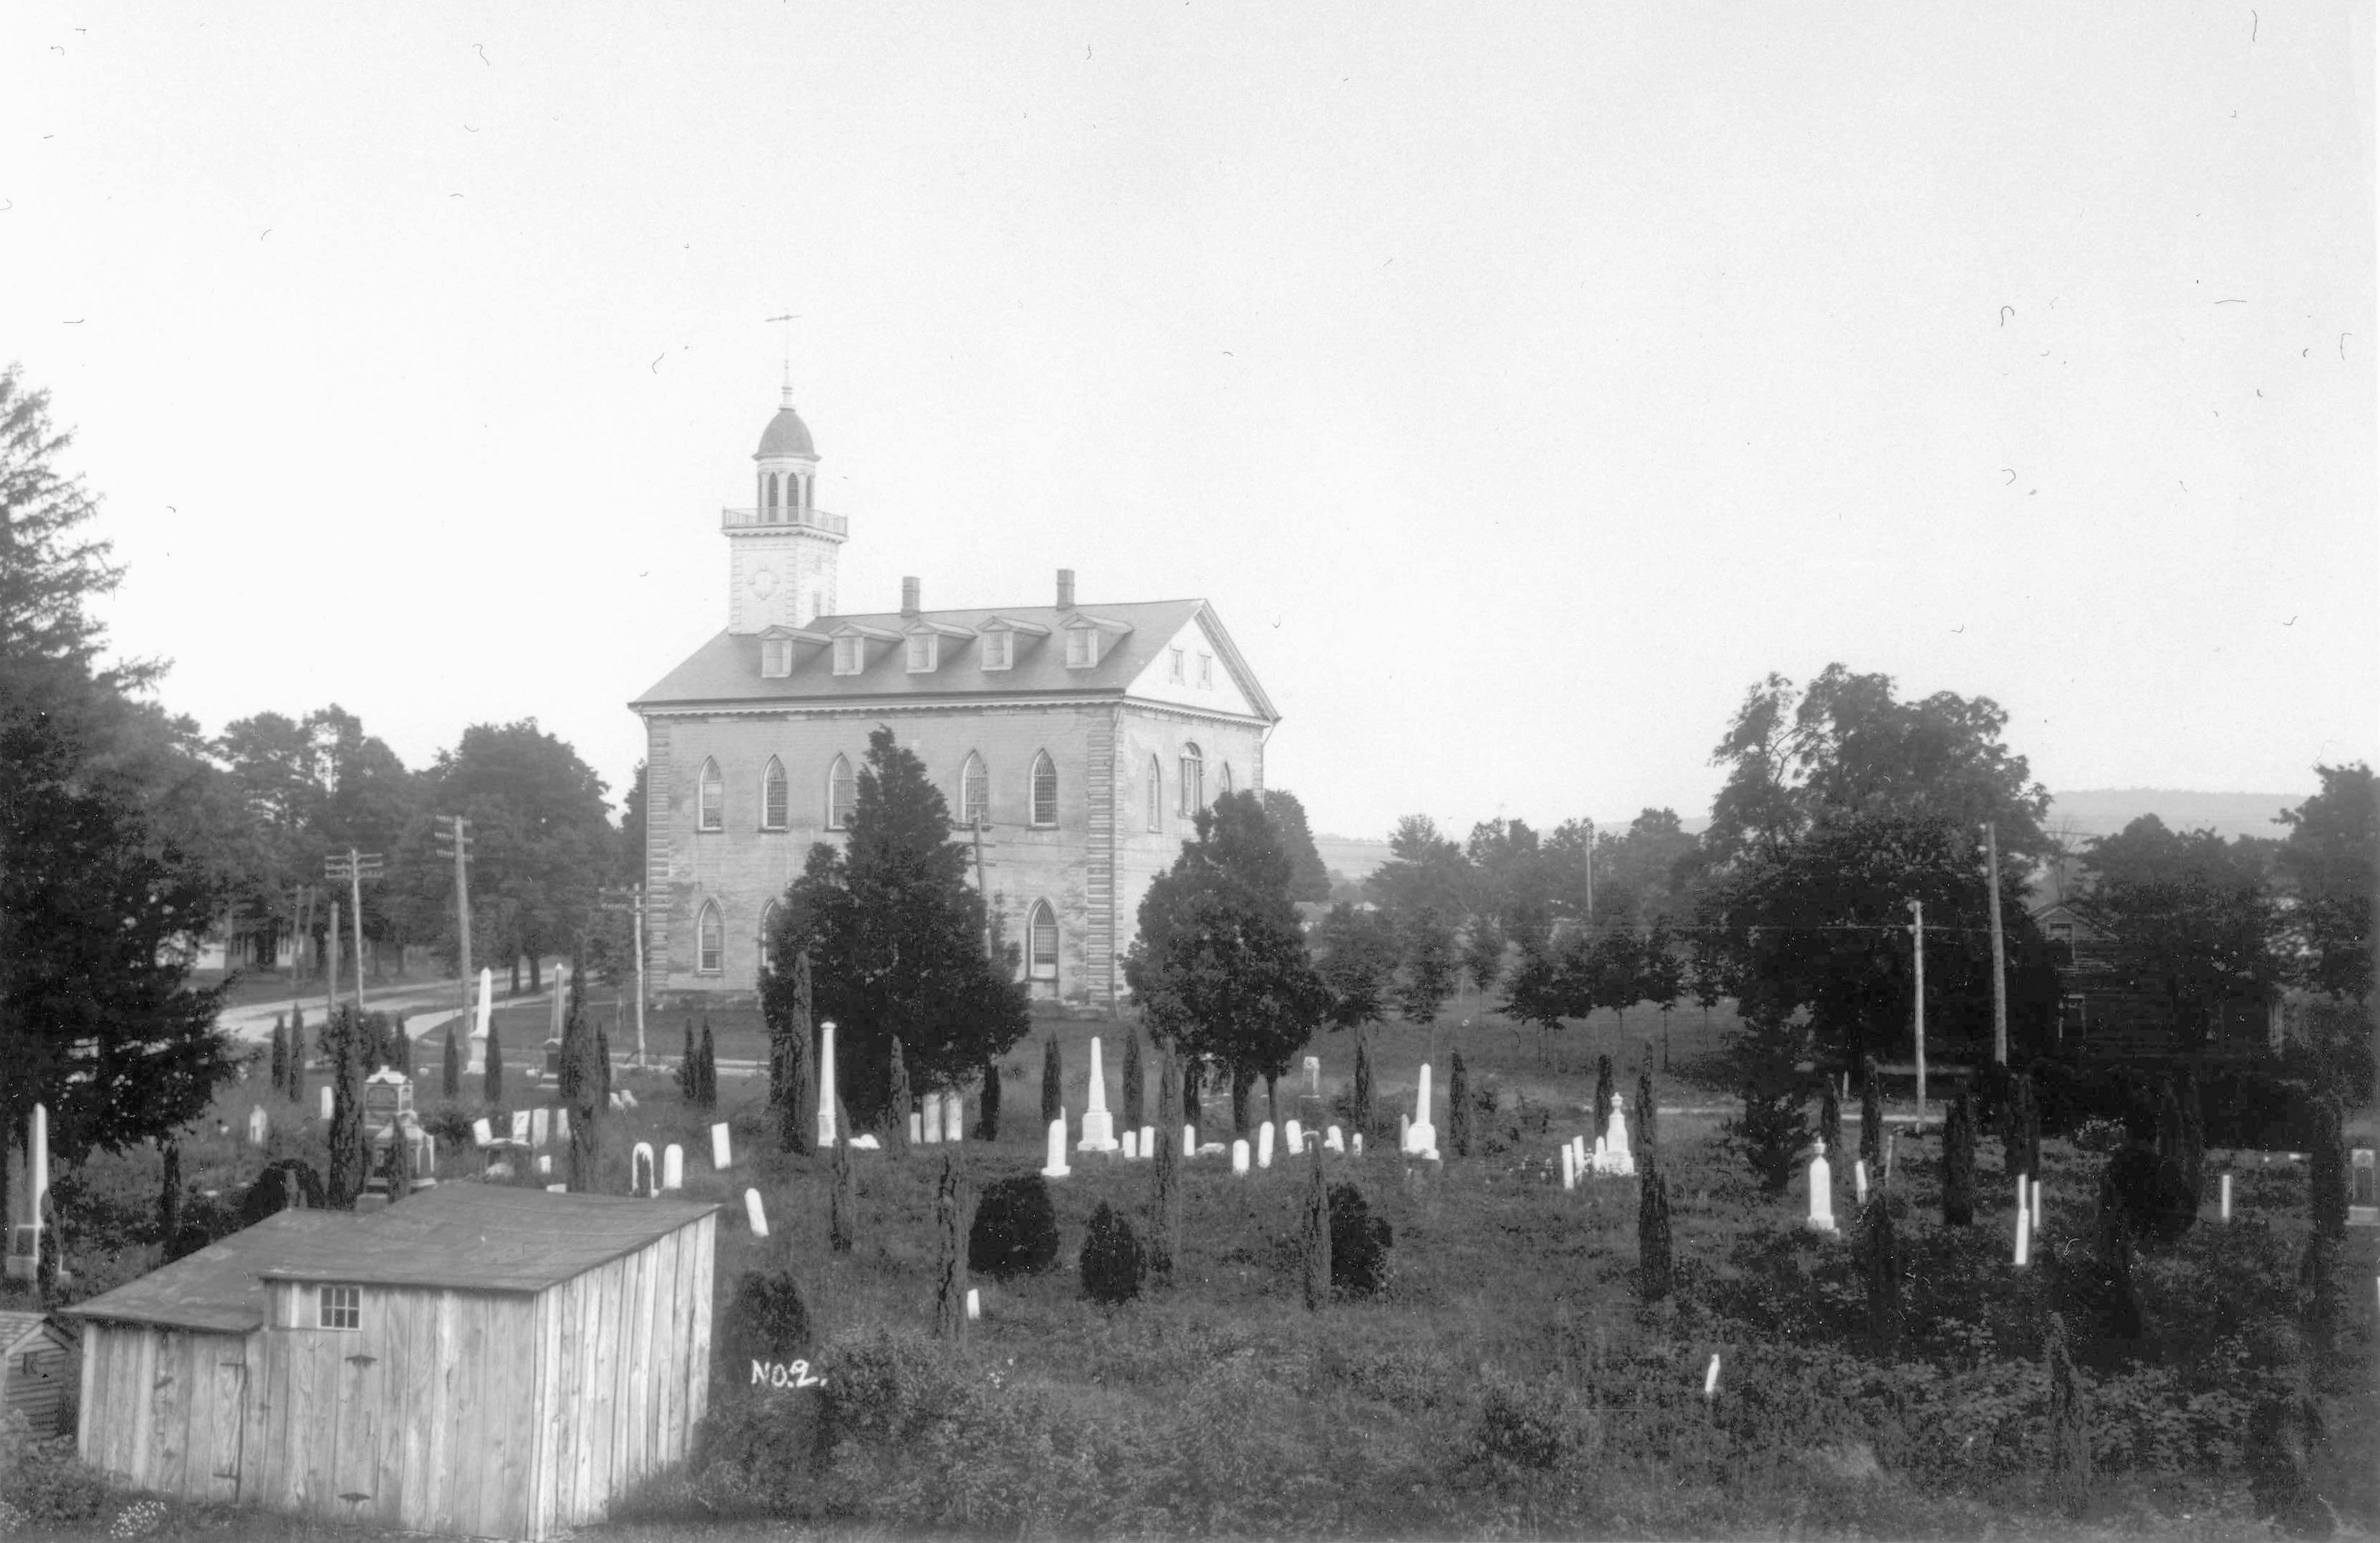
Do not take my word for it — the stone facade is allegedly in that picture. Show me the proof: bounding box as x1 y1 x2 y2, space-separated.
633 391 1277 1005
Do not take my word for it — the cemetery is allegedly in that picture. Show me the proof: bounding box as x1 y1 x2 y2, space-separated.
2 991 2371 1541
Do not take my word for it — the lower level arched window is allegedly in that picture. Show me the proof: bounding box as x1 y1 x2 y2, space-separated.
1178 743 1203 816
758 900 781 972
697 901 724 975
1027 900 1058 982
827 754 855 829
1218 764 1234 797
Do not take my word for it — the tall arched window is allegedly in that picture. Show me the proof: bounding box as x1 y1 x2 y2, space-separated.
1146 754 1163 832
761 756 789 830
1030 751 1059 827
1178 743 1203 817
766 472 780 514
826 754 855 829
1027 900 1059 982
698 759 724 832
758 900 781 972
1218 764 1234 797
697 901 724 975
960 752 989 828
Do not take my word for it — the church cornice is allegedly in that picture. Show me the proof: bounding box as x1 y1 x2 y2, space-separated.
633 692 1271 729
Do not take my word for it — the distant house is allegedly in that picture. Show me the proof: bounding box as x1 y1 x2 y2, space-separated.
62 1186 718 1541
2031 899 2272 1059
0 1309 78 1437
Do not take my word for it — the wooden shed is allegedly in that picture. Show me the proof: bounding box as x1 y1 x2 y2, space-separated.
64 1185 718 1541
1 1309 79 1436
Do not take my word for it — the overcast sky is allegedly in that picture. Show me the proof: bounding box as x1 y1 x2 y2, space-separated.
5 4 2371 840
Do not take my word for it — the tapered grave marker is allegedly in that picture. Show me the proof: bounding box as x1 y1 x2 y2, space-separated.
1042 1116 1071 1178
1079 1036 1118 1152
744 1188 769 1236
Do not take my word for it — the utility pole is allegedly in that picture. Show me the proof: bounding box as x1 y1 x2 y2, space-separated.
434 815 475 1029
324 849 384 1018
971 815 993 957
324 898 341 1029
1583 818 1596 926
1907 898 1926 1112
599 884 649 1067
1984 821 2008 1066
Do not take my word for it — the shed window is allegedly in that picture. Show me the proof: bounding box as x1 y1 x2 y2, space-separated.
698 759 724 832
319 1284 360 1331
827 755 856 829
1179 743 1203 816
1030 752 1059 827
698 902 724 974
1028 901 1059 981
761 756 789 830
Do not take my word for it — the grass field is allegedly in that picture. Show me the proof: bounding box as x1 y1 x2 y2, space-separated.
6 1004 2373 1542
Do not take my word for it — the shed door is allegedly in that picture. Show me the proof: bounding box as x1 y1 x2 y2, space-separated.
211 1359 248 1487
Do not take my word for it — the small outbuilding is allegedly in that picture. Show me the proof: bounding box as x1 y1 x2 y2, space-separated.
0 1309 79 1436
64 1184 718 1540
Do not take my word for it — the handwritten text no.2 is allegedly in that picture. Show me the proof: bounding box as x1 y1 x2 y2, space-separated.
751 1359 826 1389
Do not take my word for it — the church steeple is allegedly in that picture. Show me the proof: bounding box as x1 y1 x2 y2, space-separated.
725 384 845 634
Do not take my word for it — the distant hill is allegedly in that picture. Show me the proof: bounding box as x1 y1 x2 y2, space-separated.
2044 789 2302 843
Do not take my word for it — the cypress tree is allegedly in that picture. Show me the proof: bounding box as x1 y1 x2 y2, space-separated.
1122 1032 1144 1132
2017 1072 2042 1183
1859 1054 1882 1172
484 1021 504 1109
829 1126 856 1252
1819 1079 1843 1166
270 1015 289 1097
1183 1055 1204 1133
677 1022 699 1102
1079 1201 1146 1305
1301 1135 1331 1311
382 1122 414 1203
1447 1051 1472 1159
933 1153 968 1337
1636 1069 1660 1167
2099 1197 2144 1340
2309 1093 2348 1240
886 1037 912 1157
390 1013 411 1077
2155 1075 2187 1183
2176 1066 2206 1204
2045 1311 2093 1516
2298 1230 2340 1363
1230 1062 1255 1137
288 1006 308 1106
781 950 816 1154
1636 1168 1673 1303
442 1024 461 1099
1351 1034 1373 1134
697 1020 719 1112
1594 1054 1615 1136
327 1011 366 1207
566 961 599 1190
157 1138 183 1252
979 1056 1001 1142
1151 1052 1182 1284
1862 1192 1901 1352
596 1024 612 1109
1041 1035 1063 1127
1943 1094 1977 1227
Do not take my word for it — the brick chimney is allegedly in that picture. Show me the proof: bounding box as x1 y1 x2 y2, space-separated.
901 576 920 616
1056 568 1075 610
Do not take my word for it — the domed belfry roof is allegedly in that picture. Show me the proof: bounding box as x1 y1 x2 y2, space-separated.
755 389 816 460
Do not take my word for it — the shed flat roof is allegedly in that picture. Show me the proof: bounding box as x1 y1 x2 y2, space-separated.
256 1184 717 1294
62 1211 352 1334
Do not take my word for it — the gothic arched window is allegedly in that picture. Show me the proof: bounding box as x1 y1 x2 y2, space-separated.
697 901 724 975
758 900 781 972
1030 752 1059 827
1178 743 1203 817
827 754 855 830
960 752 989 829
1027 900 1059 982
698 759 724 832
761 756 789 830
1218 764 1234 797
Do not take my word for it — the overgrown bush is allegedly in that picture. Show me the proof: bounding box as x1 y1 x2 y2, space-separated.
969 1173 1060 1279
1328 1182 1393 1299
421 1101 476 1151
2099 1143 2197 1246
236 1158 324 1227
0 1411 114 1533
1729 1052 1812 1197
1079 1200 1145 1305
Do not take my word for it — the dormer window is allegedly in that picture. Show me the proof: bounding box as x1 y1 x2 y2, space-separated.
833 637 863 675
761 638 794 678
1065 627 1099 669
982 630 1013 671
906 634 938 673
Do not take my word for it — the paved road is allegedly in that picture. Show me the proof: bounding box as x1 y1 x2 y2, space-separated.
215 981 503 1044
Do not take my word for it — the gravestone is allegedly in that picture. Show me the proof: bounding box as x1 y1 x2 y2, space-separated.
1284 1119 1304 1154
942 1092 964 1142
1325 1126 1344 1154
1138 1124 1154 1158
1231 1139 1250 1176
2350 1149 2376 1226
530 1107 549 1147
1404 1063 1436 1155
1078 1037 1118 1152
510 1110 531 1144
1041 1116 1071 1178
662 1144 685 1190
472 1117 494 1148
712 1122 732 1169
1304 1055 1321 1094
1121 1129 1138 1159
744 1189 769 1237
1258 1121 1275 1169
247 1106 269 1148
319 1087 334 1122
1806 1148 1836 1233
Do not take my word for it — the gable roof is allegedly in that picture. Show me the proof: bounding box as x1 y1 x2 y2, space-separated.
633 597 1279 722
256 1185 717 1295
0 1309 74 1355
61 1209 352 1334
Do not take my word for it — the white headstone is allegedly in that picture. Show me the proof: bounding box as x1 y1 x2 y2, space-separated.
632 1142 656 1197
1138 1124 1154 1159
744 1188 769 1237
1561 1142 1577 1191
1325 1125 1344 1154
910 1111 924 1144
1231 1139 1250 1174
608 1092 625 1111
1258 1121 1275 1169
1854 1159 1869 1205
921 1090 943 1144
531 1107 549 1147
510 1110 531 1144
850 1134 879 1150
1606 1093 1631 1159
472 1117 494 1148
1406 1063 1436 1155
1304 1054 1321 1094
554 1107 570 1142
1182 1124 1197 1159
1351 1133 1363 1157
966 1287 981 1321
2030 1177 2043 1237
1121 1129 1138 1159
662 1143 684 1190
1284 1119 1304 1154
1806 1150 1836 1232
711 1121 732 1169
943 1092 964 1142
1079 1037 1117 1152
1704 1354 1721 1399
536 1154 552 1175
319 1086 334 1122
2013 1189 2031 1267
475 968 493 1042
619 1089 638 1109
28 1103 48 1229
816 1019 839 1149
247 1105 269 1147
1042 1116 1071 1178
2219 1171 2233 1221
545 1182 567 1193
